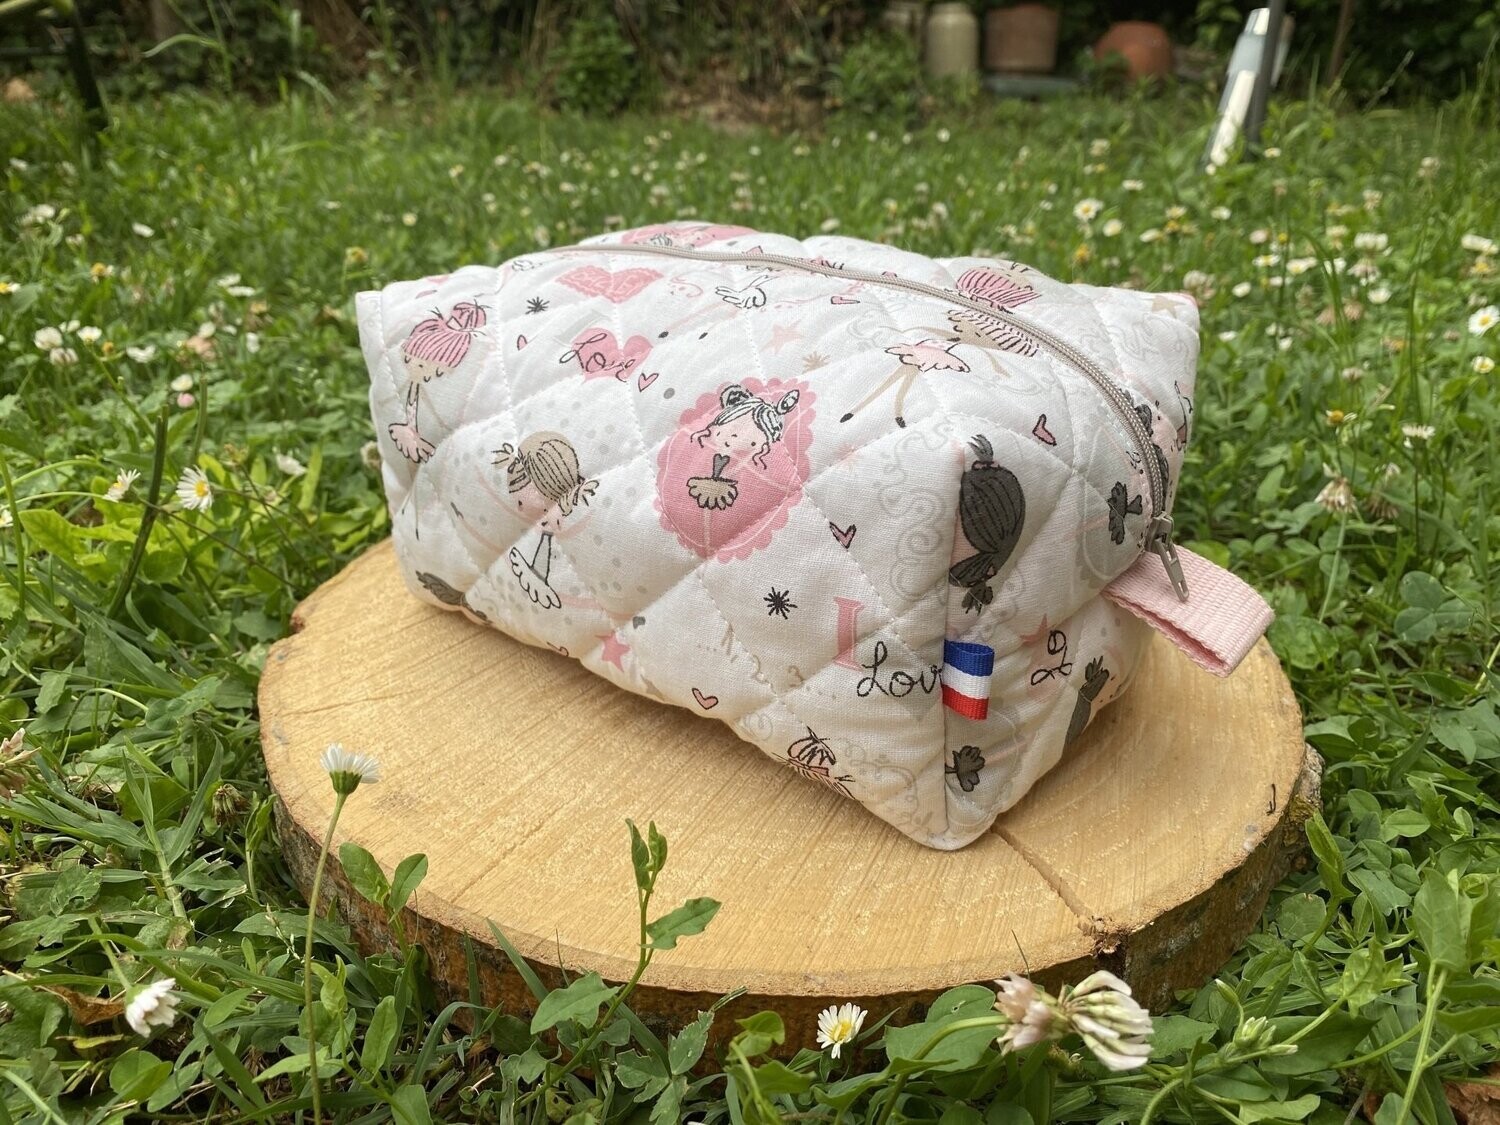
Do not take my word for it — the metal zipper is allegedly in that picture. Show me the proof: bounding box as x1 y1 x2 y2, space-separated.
556 240 1189 598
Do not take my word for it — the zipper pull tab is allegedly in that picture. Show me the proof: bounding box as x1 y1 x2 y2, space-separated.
1148 515 1190 602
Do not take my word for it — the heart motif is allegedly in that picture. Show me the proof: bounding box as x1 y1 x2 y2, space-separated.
829 295 859 306
1032 413 1057 446
557 265 663 304
516 334 528 350
829 522 857 549
564 328 653 383
637 370 659 392
692 687 719 710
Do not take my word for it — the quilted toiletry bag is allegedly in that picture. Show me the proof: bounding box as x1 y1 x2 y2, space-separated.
357 221 1273 850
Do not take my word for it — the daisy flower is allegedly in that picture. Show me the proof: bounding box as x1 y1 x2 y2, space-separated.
1122 179 1144 192
1461 233 1497 256
77 325 102 344
1072 198 1103 223
1101 218 1123 237
125 977 180 1037
1138 228 1163 244
175 467 213 511
34 326 62 350
0 281 16 296
170 373 194 393
1231 282 1252 298
126 345 157 363
1469 306 1498 336
104 469 140 502
1473 355 1495 374
321 743 381 795
276 452 307 478
1210 206 1231 220
815 1002 866 1059
1401 423 1435 441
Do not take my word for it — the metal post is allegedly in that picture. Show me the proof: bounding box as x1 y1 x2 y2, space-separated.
1242 0 1286 157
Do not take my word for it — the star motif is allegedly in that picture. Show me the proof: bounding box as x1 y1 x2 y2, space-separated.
598 632 630 670
764 588 797 619
802 350 830 372
768 323 803 354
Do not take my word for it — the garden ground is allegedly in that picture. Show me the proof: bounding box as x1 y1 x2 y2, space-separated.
1 83 1498 1122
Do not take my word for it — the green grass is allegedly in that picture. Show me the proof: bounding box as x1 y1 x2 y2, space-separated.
1 80 1498 1123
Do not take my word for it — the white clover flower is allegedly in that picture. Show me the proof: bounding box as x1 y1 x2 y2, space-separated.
125 977 180 1036
0 508 11 530
1401 423 1436 441
1419 155 1439 177
132 222 155 238
77 325 102 344
276 452 307 477
1263 146 1281 158
1353 231 1389 253
175 467 213 512
1058 971 1153 1071
815 1002 866 1059
936 128 951 143
1232 281 1253 298
1286 257 1318 276
1367 286 1391 305
361 441 382 471
21 203 57 226
1073 198 1103 223
1101 218 1123 238
1469 305 1498 336
1218 330 1237 341
1316 475 1356 513
34 326 62 350
127 345 157 363
1325 224 1348 245
321 743 381 795
1211 205 1231 220
994 974 1059 1053
1474 355 1495 374
170 373 194 393
1253 254 1280 268
401 212 418 227
1165 204 1187 220
104 469 140 502
49 347 78 367
1139 228 1163 244
532 225 551 248
1248 229 1269 245
1461 233 1496 256
1182 269 1213 294
1122 179 1144 192
820 217 841 232
245 332 261 354
1089 138 1110 157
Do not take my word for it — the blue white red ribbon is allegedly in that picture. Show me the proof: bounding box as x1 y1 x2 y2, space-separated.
941 640 994 720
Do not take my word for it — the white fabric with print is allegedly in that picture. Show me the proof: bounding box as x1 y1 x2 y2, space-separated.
358 221 1201 850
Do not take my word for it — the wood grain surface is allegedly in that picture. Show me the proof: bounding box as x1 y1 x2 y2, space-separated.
260 540 1317 1051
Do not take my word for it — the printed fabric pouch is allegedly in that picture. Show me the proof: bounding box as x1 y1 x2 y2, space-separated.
357 221 1274 850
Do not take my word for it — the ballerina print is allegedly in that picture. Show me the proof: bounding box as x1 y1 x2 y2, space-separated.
388 299 487 464
656 377 815 563
492 432 599 609
840 337 969 430
685 384 800 510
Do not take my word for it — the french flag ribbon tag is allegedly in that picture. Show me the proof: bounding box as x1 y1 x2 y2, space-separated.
941 640 994 720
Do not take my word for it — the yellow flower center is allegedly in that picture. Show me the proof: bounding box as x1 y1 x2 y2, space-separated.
194 480 209 498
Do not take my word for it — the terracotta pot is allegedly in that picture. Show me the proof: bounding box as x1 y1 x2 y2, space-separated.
1094 21 1174 81
985 4 1060 74
925 2 980 79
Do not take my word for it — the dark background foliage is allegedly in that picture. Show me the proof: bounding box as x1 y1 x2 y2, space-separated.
2 0 1497 109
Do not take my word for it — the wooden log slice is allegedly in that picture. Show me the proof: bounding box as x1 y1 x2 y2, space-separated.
260 541 1317 1051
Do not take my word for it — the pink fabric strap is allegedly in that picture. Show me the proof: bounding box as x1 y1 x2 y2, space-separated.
1103 546 1273 677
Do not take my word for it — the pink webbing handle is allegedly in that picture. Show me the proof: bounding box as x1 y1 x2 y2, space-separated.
1103 546 1274 677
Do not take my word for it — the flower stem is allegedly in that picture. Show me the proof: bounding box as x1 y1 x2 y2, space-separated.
304 790 347 1125
873 1015 1007 1125
108 406 170 620
1391 967 1447 1125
